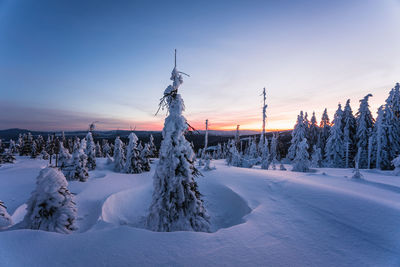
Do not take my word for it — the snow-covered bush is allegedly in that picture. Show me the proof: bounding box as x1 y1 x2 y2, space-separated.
1 149 16 164
391 155 400 176
292 138 310 172
311 145 322 168
260 138 270 170
20 167 77 234
58 142 71 169
63 139 88 182
113 137 125 172
0 200 13 229
147 61 210 232
203 153 216 171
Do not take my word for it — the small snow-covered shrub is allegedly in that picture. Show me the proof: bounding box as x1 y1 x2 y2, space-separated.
391 155 400 176
20 167 77 234
0 201 13 229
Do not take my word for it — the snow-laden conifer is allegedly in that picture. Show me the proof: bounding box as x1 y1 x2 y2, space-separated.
288 111 307 160
58 142 72 169
140 143 152 172
292 138 310 172
95 141 102 158
374 106 389 170
342 99 357 168
125 132 143 174
148 134 157 158
113 136 125 172
85 132 96 170
20 167 77 234
63 139 88 182
147 55 210 232
311 145 322 168
325 104 344 167
355 94 374 168
261 138 270 170
319 108 331 158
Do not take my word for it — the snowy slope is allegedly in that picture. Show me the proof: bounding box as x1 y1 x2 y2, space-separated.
0 157 399 267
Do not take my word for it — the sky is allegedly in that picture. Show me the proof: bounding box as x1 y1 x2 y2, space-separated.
1 0 400 132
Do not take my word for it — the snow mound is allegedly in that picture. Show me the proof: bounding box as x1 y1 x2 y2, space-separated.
100 182 252 232
11 203 27 224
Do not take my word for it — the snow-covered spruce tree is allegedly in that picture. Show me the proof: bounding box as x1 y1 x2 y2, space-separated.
374 106 390 170
102 140 111 157
355 94 374 169
30 140 38 158
311 145 322 168
63 139 88 182
58 142 72 169
95 141 102 158
377 84 400 170
342 99 357 168
261 138 270 169
147 58 210 232
325 104 344 168
124 132 143 174
20 167 77 234
288 111 307 160
148 134 157 158
140 143 151 172
0 200 12 229
270 132 279 163
8 139 17 154
308 112 319 152
113 136 125 172
85 132 96 171
20 133 33 156
319 108 331 159
292 138 310 172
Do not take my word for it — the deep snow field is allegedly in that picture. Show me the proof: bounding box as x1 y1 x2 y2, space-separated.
0 157 400 267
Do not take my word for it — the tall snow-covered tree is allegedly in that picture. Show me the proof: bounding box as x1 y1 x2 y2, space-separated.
292 138 310 172
113 136 125 172
355 94 374 168
288 111 307 160
20 167 77 234
102 140 111 157
147 55 210 232
342 99 357 168
20 133 33 156
148 134 157 158
140 143 152 172
270 133 278 163
95 141 102 158
319 108 331 158
308 112 319 151
374 106 390 170
325 104 344 167
125 132 143 174
85 132 96 170
0 200 13 229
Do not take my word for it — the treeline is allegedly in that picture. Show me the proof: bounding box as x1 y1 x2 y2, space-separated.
288 82 400 170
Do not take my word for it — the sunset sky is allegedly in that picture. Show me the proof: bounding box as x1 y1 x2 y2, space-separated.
1 0 400 132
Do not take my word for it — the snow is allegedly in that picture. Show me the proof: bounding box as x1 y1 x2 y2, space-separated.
1 157 400 266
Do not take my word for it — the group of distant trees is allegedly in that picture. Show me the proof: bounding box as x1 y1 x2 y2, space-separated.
288 82 400 171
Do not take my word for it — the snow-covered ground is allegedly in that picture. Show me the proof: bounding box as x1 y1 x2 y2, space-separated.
1 157 399 267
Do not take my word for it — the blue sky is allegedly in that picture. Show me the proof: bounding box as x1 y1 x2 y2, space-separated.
1 0 399 131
